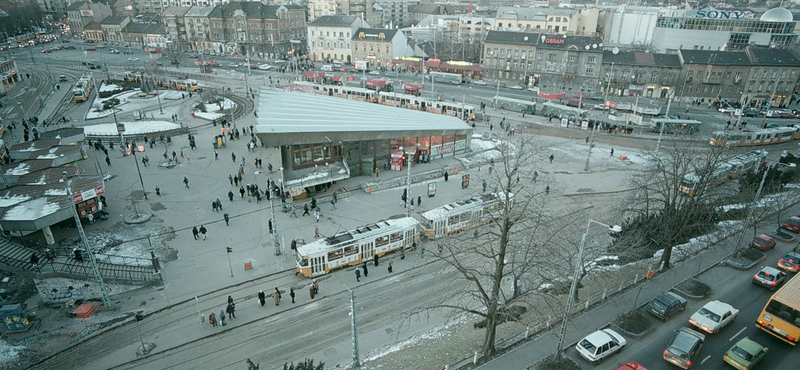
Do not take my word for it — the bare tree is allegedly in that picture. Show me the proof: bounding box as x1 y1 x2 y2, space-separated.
426 133 563 359
622 143 729 270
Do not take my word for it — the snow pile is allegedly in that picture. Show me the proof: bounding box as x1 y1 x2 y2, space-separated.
194 98 236 121
44 189 68 196
0 195 31 208
719 192 792 212
362 316 466 363
653 220 743 263
99 83 123 92
36 154 60 159
25 175 47 185
5 163 31 176
286 171 333 186
84 121 181 136
0 339 26 367
3 198 61 221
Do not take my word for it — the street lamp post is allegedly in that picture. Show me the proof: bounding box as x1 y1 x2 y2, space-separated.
255 171 281 256
655 95 673 154
555 219 621 358
62 171 112 307
733 161 796 256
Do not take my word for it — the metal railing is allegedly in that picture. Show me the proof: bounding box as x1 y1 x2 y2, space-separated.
49 247 153 267
0 252 160 285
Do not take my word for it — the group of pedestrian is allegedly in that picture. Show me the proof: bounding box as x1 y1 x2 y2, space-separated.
355 254 394 281
209 296 237 327
192 225 208 241
252 157 264 168
211 198 224 212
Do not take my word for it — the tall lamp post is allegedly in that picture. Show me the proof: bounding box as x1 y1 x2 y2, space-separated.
555 219 621 358
62 171 112 307
399 143 419 216
255 171 281 255
733 160 796 256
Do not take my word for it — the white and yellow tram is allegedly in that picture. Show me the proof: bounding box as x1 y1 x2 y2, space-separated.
295 217 418 277
419 193 511 240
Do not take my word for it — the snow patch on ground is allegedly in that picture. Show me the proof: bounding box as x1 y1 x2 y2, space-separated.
99 83 122 92
83 121 181 136
193 99 236 121
0 339 26 366
653 219 743 262
719 192 792 212
362 315 467 363
0 195 31 207
194 111 225 121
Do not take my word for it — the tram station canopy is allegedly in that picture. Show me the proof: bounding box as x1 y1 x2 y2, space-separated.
253 87 473 147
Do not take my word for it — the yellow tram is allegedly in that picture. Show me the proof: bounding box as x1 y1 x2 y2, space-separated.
419 193 511 240
295 217 418 277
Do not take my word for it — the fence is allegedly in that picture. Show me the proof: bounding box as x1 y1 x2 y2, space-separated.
49 247 153 267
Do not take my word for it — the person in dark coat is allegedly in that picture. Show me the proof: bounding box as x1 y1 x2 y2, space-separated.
363 261 369 277
258 290 266 306
290 288 296 303
374 253 379 266
417 195 422 207
228 191 234 202
192 226 199 240
239 187 245 199
355 268 361 282
224 213 230 226
444 172 449 182
303 204 310 216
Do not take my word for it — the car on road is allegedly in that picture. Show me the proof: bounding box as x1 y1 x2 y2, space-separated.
258 64 272 70
663 327 704 369
743 108 759 117
85 47 96 51
750 234 776 251
753 266 786 290
109 48 120 54
616 362 648 370
646 291 688 321
777 251 800 273
122 50 133 55
473 80 487 85
368 70 380 75
718 106 734 113
63 45 76 50
689 300 739 334
782 216 800 233
41 48 52 53
250 64 259 69
59 75 68 82
509 85 524 90
127 57 140 61
575 328 626 362
723 337 768 370
228 62 240 68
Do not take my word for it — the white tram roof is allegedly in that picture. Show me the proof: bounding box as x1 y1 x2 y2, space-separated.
711 126 798 137
494 95 537 105
420 193 504 221
296 217 418 256
683 150 766 183
379 91 418 100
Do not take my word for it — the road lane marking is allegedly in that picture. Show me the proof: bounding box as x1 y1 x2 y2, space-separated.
701 355 711 364
730 326 747 341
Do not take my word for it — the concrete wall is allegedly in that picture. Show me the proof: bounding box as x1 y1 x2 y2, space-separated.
652 28 730 53
34 277 143 304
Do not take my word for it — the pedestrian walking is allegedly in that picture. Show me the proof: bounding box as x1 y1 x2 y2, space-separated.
290 288 295 303
105 156 111 166
216 198 223 211
355 268 361 282
374 253 379 266
199 225 207 240
309 280 317 299
224 213 230 226
212 200 218 212
228 190 234 202
258 290 266 306
226 302 235 319
314 225 320 237
315 209 320 223
192 226 199 240
303 204 310 216
183 177 189 188
219 309 226 326
444 172 449 182
231 152 236 162
363 261 369 277
549 154 555 163
239 187 245 199
155 186 161 196
290 205 297 217
228 174 233 185
417 195 421 208
214 151 219 160
331 196 337 210
482 180 487 193
273 288 281 306
209 312 217 327
388 260 393 273
610 148 615 157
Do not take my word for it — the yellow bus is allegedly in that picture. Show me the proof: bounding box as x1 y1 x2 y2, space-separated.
295 217 418 277
756 272 800 345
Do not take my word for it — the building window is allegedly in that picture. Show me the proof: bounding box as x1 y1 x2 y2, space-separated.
567 54 576 63
747 83 753 92
758 83 763 92
650 73 658 83
772 69 778 79
588 56 596 64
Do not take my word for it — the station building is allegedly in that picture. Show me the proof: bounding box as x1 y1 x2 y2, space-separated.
254 87 473 199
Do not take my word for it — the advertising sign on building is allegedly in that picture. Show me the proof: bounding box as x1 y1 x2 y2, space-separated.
80 10 94 16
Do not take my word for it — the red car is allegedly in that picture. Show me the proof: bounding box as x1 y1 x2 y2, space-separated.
782 217 800 233
616 362 648 370
86 47 96 51
249 64 259 69
750 234 776 250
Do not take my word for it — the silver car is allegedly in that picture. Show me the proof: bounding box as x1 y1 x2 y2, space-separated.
664 327 704 369
753 266 786 290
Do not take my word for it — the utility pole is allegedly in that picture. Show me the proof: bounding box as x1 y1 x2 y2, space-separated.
349 289 361 367
63 172 112 307
256 171 281 255
655 95 672 154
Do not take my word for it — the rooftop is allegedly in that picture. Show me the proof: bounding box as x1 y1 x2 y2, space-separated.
309 14 360 27
352 28 400 41
253 88 472 146
100 15 128 25
602 51 682 68
679 50 751 66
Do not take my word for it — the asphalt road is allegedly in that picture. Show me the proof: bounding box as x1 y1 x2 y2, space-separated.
579 242 799 370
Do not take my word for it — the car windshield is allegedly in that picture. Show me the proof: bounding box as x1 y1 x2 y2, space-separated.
757 271 775 281
731 346 753 360
578 339 597 353
754 238 767 246
650 298 667 313
790 219 800 226
699 308 721 322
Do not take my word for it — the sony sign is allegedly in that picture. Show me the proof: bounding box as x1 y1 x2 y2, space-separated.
691 10 749 19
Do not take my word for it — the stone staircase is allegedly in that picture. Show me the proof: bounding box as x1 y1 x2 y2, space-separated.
0 238 161 286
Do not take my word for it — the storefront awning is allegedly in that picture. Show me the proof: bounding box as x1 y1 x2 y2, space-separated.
538 91 567 100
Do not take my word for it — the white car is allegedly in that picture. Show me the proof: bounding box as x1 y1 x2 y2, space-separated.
127 57 140 61
473 80 487 85
718 107 734 113
368 70 381 75
509 85 524 90
576 328 626 362
689 300 739 334
258 64 272 70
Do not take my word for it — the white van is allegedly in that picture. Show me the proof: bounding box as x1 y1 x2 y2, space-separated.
321 64 333 72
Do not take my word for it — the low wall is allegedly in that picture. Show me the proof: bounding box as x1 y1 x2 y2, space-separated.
359 165 464 193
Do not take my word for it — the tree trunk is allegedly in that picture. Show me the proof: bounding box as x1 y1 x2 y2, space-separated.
482 187 513 359
660 244 672 271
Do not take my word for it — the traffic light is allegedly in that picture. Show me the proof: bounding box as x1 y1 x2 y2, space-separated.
226 247 233 253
